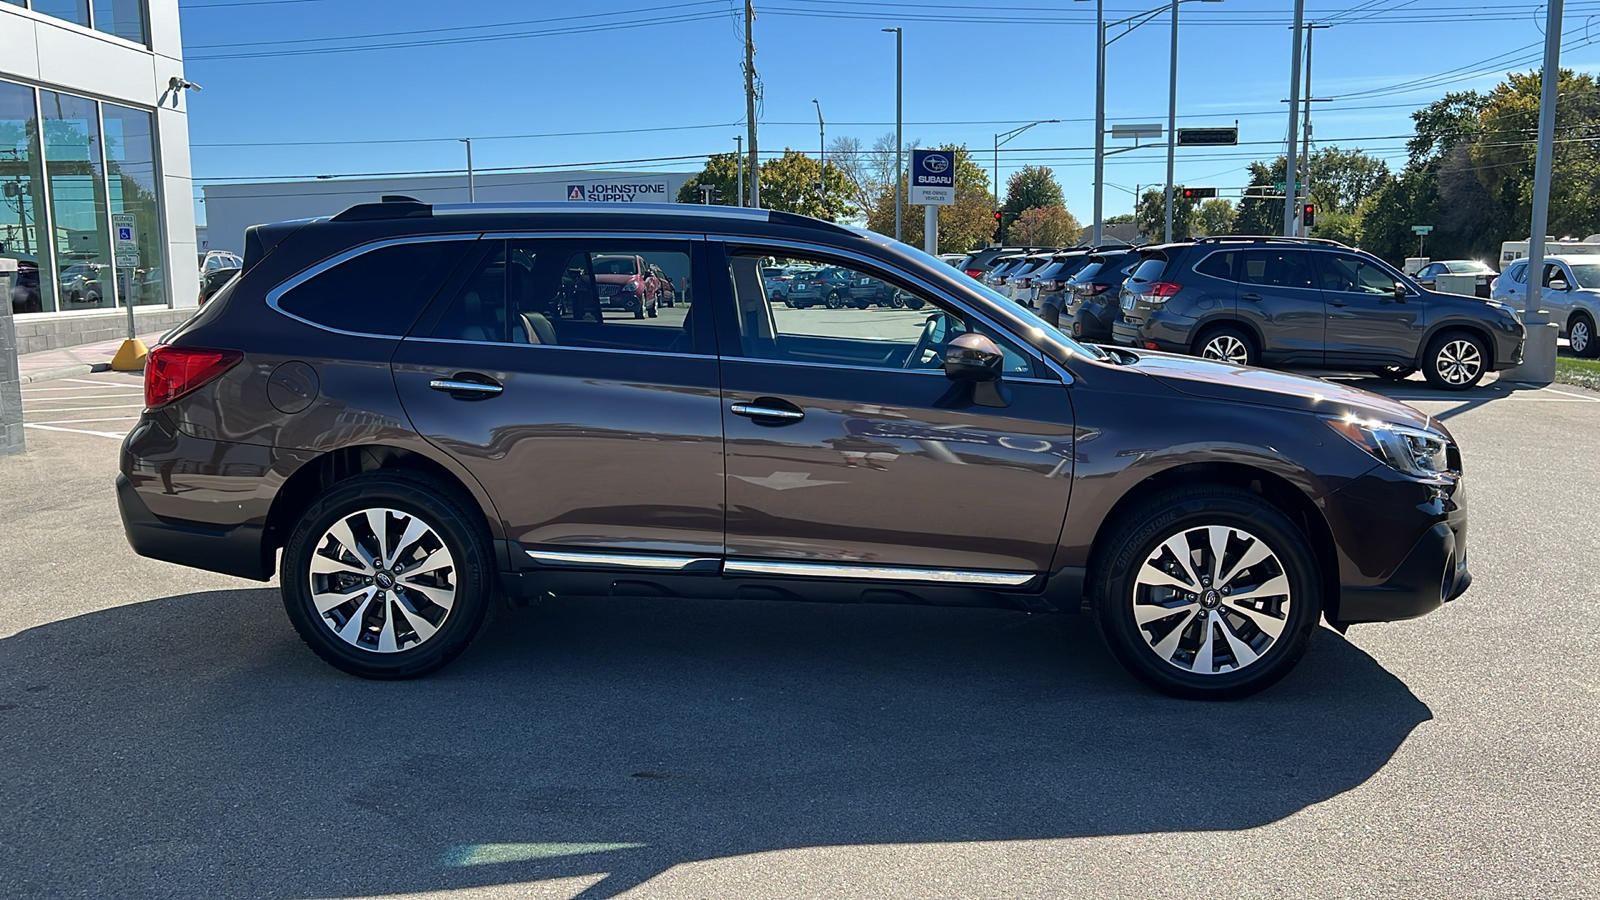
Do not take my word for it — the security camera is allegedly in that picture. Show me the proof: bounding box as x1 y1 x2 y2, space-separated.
168 76 202 92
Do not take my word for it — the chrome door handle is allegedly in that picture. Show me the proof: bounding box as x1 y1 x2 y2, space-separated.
430 379 503 396
731 403 804 421
1241 293 1263 302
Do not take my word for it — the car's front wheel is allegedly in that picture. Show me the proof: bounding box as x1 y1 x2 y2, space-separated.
1092 485 1321 700
1422 330 1488 390
826 292 845 309
281 472 492 679
1569 312 1596 359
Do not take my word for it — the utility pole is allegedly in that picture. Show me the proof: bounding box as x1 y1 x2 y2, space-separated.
1298 25 1324 237
1282 0 1304 236
1505 0 1564 384
735 134 743 207
1163 0 1179 242
1092 0 1106 245
813 98 825 210
459 138 475 202
883 27 903 243
744 0 760 208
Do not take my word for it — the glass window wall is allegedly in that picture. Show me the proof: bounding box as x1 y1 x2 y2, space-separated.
26 0 89 27
103 103 164 306
0 80 52 314
41 89 114 310
4 0 147 45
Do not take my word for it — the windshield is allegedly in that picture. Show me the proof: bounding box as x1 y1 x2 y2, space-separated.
1569 263 1600 289
591 256 638 276
1446 260 1495 274
842 226 1109 363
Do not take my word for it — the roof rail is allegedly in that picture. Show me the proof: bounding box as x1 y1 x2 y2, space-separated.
330 197 432 222
1191 235 1351 248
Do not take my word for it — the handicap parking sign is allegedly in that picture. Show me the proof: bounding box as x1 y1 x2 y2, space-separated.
117 227 133 241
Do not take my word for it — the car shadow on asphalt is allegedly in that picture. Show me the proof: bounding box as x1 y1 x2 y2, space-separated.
0 589 1431 899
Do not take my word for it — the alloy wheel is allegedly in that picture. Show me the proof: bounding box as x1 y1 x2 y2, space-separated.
307 507 457 653
1572 319 1591 355
1201 334 1250 365
1130 525 1291 675
1435 339 1483 386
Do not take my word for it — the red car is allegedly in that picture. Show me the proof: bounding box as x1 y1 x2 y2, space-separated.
592 254 657 319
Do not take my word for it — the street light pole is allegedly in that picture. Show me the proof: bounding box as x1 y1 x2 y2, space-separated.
1093 0 1106 245
1283 0 1304 236
1164 0 1179 242
883 27 903 242
993 119 1060 220
1505 0 1564 384
459 138 475 202
735 134 743 207
813 98 825 210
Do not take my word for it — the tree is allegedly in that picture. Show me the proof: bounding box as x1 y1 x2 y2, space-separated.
1195 199 1236 237
999 165 1064 239
1136 187 1197 241
756 149 858 221
1234 158 1286 235
676 153 742 205
1008 205 1082 248
1307 147 1390 215
1105 214 1136 225
865 144 992 253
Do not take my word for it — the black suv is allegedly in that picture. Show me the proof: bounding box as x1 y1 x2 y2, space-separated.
1060 248 1142 341
1114 237 1526 389
119 201 1472 699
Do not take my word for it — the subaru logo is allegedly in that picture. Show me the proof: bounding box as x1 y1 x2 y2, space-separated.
923 154 950 174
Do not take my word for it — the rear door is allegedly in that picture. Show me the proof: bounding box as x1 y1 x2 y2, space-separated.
1312 251 1423 366
1232 248 1324 366
392 237 726 566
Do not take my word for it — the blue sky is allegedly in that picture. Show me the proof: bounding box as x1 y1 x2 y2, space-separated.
179 0 1600 226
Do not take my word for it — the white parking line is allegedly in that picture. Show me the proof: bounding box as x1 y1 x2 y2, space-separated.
23 392 147 402
24 423 128 439
56 377 136 386
21 384 145 393
1542 386 1600 402
23 415 140 424
18 403 146 413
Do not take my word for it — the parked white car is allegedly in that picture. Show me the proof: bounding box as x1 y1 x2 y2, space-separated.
1492 254 1600 357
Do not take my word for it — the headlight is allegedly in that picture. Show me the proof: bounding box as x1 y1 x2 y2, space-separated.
1324 415 1454 479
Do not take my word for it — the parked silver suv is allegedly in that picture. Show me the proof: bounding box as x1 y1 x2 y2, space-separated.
1492 255 1600 357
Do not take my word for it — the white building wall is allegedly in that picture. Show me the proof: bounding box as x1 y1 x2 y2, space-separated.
0 0 196 310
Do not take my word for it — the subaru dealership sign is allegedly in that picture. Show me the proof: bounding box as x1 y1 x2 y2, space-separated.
565 180 671 202
909 149 954 206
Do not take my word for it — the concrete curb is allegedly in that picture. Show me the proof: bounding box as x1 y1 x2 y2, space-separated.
19 363 111 385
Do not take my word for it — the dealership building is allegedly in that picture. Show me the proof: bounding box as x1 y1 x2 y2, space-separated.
2 0 199 351
201 170 697 257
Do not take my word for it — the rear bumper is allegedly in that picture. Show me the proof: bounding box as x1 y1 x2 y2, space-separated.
117 472 274 581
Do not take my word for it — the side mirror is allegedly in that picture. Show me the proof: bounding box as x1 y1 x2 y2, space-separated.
1393 281 1409 304
1549 280 1570 292
943 332 1004 382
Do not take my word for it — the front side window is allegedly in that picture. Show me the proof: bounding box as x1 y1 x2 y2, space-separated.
277 240 470 336
724 249 1035 376
430 240 699 353
1237 249 1315 289
1543 264 1568 288
1313 253 1396 295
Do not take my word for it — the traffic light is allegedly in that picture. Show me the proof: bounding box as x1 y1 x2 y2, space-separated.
1180 187 1217 200
992 209 1004 243
1303 204 1316 227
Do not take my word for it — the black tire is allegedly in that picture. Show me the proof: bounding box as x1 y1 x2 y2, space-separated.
826 292 845 310
1569 312 1597 359
280 471 493 679
634 305 645 319
647 301 657 318
1090 485 1321 700
1421 330 1488 390
1193 324 1258 367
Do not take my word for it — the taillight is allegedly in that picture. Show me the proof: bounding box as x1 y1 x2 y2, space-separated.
145 345 243 409
965 268 984 278
1140 282 1183 305
1041 279 1063 291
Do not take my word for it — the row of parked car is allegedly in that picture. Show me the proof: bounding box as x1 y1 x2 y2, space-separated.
763 264 928 311
956 238 1532 390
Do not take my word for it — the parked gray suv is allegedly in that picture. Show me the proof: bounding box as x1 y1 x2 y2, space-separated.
1113 237 1526 389
118 202 1473 699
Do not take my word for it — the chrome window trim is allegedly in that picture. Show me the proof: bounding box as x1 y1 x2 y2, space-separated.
707 234 1069 383
526 549 718 570
724 559 1037 587
720 353 1058 384
264 234 478 339
403 335 711 361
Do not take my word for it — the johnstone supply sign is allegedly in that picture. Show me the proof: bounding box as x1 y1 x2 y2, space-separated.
910 149 955 206
565 180 671 202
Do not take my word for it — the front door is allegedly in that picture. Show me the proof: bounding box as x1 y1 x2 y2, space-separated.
1232 248 1325 366
712 245 1075 578
1312 251 1424 366
392 237 725 562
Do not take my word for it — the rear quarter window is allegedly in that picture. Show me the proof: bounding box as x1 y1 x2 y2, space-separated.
1195 251 1235 280
276 239 470 336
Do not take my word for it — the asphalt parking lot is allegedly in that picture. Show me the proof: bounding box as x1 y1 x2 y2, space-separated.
1 367 1597 899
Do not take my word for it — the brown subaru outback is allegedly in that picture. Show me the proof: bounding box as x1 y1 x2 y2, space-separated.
118 200 1471 699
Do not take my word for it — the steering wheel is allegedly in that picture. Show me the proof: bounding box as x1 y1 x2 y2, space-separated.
903 313 949 370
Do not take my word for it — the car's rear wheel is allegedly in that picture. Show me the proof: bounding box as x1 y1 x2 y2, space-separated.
281 472 492 679
1092 485 1321 700
1569 313 1597 359
827 292 845 309
1195 325 1257 367
1422 330 1488 390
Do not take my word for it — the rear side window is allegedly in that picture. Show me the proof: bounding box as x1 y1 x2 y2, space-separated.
277 240 469 336
1128 258 1167 283
1236 249 1315 289
1195 251 1235 280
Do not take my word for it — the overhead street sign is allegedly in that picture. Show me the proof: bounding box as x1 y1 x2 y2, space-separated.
1412 225 1434 234
1177 127 1239 147
909 148 954 206
1110 123 1162 140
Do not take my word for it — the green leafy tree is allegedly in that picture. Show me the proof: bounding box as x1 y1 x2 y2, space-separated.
999 165 1064 240
1135 187 1197 241
1234 158 1287 235
866 144 992 253
756 149 858 221
1195 198 1236 237
677 153 742 205
1008 205 1083 248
